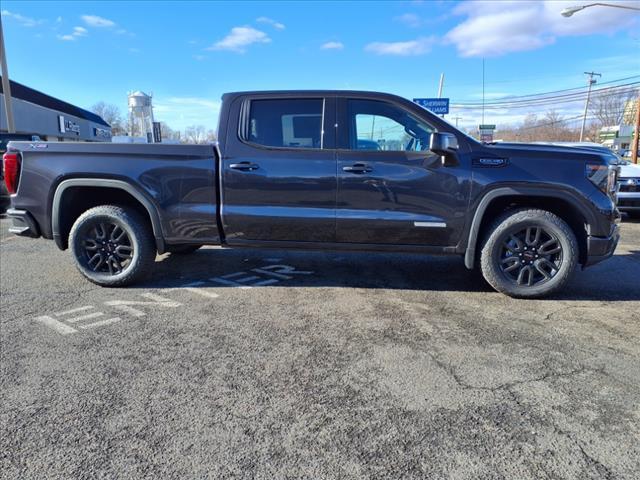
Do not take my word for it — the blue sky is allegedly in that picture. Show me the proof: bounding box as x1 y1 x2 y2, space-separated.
2 0 639 132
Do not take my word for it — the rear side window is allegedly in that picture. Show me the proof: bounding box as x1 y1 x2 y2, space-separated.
246 98 324 149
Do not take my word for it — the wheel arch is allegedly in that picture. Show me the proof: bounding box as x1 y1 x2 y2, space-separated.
52 179 166 253
464 187 594 269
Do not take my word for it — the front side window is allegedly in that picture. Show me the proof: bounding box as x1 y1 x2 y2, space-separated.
348 99 434 152
247 98 324 149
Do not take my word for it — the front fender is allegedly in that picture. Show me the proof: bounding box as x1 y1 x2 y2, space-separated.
462 186 602 269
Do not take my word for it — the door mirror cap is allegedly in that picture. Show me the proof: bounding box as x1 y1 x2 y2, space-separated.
429 132 459 155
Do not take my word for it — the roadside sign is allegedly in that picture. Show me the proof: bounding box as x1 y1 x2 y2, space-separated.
153 122 162 143
480 133 493 142
478 124 496 130
413 98 450 115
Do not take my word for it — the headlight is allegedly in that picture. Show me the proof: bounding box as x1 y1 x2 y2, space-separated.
586 163 618 198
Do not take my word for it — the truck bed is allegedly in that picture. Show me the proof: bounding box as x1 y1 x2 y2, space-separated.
7 141 220 249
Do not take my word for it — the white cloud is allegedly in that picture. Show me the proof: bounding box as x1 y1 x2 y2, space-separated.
57 26 88 41
320 41 344 50
365 36 436 56
73 26 88 37
394 13 423 28
445 0 637 57
81 14 116 28
1 10 45 27
206 26 271 53
256 16 285 30
193 54 207 61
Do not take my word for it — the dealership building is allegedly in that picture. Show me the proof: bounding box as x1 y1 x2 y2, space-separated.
1 78 111 142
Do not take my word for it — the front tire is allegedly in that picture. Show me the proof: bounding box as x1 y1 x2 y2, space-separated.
480 209 578 298
69 205 156 287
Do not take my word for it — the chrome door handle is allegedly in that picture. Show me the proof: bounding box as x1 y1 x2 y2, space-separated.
342 163 372 174
229 162 259 171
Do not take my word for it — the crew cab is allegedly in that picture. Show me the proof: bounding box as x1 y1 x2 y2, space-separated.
3 90 621 298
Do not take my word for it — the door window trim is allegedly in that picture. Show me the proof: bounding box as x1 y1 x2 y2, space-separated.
238 97 331 152
336 96 438 152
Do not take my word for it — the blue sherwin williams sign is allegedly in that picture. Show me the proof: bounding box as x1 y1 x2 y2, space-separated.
413 98 449 114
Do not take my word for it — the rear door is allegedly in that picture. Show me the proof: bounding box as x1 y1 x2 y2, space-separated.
336 97 469 246
221 95 337 243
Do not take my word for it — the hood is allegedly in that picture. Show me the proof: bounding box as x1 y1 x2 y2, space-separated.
481 142 617 164
619 162 640 178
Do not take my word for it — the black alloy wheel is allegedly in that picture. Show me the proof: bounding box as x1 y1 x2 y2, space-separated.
81 221 134 275
69 205 156 287
480 209 578 298
499 226 563 287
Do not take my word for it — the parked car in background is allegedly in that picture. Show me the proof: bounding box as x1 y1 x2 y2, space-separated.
4 90 621 298
540 142 638 220
617 159 640 218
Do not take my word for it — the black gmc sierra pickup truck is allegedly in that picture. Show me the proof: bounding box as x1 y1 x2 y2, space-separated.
3 90 621 297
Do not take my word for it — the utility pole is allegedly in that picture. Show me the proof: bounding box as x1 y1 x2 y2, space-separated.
579 71 601 142
632 96 640 165
481 58 486 125
437 73 445 118
0 16 16 133
453 116 462 127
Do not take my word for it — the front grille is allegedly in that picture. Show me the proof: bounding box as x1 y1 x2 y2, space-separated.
618 178 640 193
618 198 640 208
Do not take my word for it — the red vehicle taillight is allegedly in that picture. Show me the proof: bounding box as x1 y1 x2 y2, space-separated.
2 151 21 194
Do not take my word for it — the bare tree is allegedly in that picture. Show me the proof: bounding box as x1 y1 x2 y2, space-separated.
183 125 216 144
91 102 126 135
159 122 181 141
589 88 638 127
493 110 583 143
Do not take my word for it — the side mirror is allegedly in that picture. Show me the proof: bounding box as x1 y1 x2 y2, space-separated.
429 132 459 166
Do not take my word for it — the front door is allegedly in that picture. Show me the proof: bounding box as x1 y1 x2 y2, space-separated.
336 97 469 246
221 96 337 243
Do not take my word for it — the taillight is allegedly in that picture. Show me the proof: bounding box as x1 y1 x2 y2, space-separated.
2 151 21 194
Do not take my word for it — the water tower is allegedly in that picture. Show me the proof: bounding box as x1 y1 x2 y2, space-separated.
128 91 155 143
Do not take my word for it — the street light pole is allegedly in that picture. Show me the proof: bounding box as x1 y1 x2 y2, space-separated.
0 16 16 134
579 71 600 142
561 2 640 16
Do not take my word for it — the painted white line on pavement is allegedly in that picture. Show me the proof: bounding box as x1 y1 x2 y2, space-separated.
252 268 292 280
55 306 94 316
252 279 279 286
79 317 122 329
164 281 220 299
66 312 104 323
35 316 78 335
105 293 182 317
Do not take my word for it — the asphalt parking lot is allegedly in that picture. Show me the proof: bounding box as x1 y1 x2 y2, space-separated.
1 216 639 479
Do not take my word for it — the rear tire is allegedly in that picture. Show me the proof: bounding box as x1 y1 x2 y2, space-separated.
69 205 156 287
480 209 578 298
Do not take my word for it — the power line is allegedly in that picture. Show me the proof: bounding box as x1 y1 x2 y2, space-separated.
453 82 639 107
451 84 639 110
450 76 640 106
